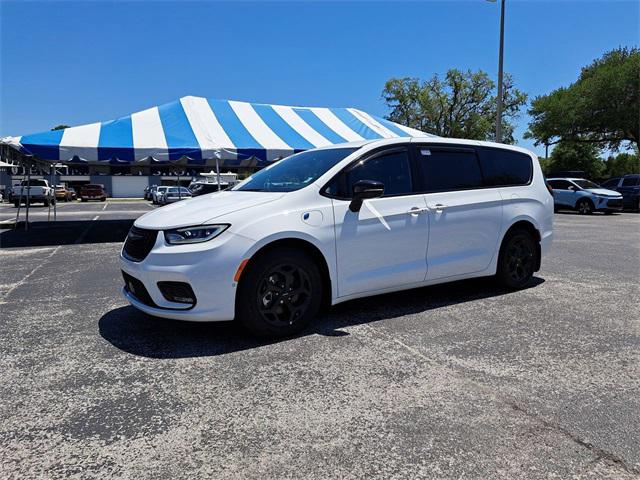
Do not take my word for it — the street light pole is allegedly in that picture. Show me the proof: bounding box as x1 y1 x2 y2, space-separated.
495 0 506 143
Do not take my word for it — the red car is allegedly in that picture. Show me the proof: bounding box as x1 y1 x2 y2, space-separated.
80 184 107 202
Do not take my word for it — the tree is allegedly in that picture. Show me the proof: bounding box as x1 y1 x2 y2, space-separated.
51 125 70 131
547 141 605 178
382 69 527 144
604 151 640 178
526 47 640 151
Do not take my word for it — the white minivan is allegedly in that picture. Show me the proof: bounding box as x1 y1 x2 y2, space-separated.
121 138 553 337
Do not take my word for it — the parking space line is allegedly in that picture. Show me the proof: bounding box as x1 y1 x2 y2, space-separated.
102 202 109 211
74 215 100 244
2 245 62 299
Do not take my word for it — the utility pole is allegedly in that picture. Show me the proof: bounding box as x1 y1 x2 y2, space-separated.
495 0 505 143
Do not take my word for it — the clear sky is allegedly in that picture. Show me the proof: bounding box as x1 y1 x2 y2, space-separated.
1 0 638 155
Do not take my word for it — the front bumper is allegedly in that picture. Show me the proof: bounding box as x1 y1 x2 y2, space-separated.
594 197 623 211
119 229 254 322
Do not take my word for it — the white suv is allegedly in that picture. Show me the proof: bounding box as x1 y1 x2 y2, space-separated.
121 138 553 337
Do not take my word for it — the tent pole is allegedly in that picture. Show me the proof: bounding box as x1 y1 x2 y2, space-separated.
14 167 24 230
47 164 53 222
53 165 57 221
215 157 221 191
25 159 31 230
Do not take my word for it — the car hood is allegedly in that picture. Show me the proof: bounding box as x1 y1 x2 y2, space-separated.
585 188 621 197
134 191 285 229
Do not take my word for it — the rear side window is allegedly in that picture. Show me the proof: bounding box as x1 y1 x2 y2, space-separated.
415 147 483 192
478 147 532 186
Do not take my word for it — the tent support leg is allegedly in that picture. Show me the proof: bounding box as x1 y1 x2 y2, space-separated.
215 157 221 191
25 160 31 230
14 183 23 230
48 165 53 222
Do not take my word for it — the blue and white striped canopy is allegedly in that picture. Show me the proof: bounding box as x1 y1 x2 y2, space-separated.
2 96 431 165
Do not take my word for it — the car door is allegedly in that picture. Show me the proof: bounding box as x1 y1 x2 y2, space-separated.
327 146 430 298
618 176 640 207
549 180 574 206
411 144 503 281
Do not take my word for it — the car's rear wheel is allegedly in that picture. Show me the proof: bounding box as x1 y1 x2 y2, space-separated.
496 229 538 290
236 247 322 337
577 198 593 215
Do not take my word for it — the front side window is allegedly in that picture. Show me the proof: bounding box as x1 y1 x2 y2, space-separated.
478 147 532 186
416 147 483 192
234 147 359 193
325 149 413 198
621 176 640 187
548 180 572 190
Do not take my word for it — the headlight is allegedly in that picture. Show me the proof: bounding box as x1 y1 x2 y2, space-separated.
164 224 229 245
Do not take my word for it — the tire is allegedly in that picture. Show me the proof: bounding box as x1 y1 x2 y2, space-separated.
576 198 593 215
43 199 50 207
495 229 538 290
236 247 323 338
81 198 87 202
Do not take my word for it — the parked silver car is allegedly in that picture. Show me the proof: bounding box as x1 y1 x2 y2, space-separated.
158 187 192 205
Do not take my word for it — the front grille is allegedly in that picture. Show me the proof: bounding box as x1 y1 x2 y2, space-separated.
122 271 157 307
123 226 158 262
607 199 623 208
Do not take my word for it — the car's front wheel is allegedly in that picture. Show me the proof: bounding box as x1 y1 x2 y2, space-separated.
496 229 538 290
576 198 593 215
236 247 323 337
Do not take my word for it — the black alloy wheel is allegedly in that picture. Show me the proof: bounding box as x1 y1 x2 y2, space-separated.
505 237 535 285
496 229 538 290
256 263 312 328
236 247 322 337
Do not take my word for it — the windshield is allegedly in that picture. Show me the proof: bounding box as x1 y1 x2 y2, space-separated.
573 179 600 189
233 147 359 192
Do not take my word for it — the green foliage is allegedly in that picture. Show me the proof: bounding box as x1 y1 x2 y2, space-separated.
537 156 553 176
51 125 70 131
526 47 640 150
604 151 640 178
382 69 527 144
547 141 605 178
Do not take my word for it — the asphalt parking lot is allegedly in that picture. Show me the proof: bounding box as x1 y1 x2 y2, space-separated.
1 201 638 479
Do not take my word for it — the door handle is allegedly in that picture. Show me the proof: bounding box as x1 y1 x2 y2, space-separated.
428 203 447 212
407 207 429 215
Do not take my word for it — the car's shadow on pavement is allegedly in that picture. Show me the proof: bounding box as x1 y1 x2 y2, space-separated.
99 276 544 359
0 219 134 247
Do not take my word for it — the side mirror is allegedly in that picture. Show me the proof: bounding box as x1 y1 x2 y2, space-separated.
568 186 576 191
349 180 384 212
